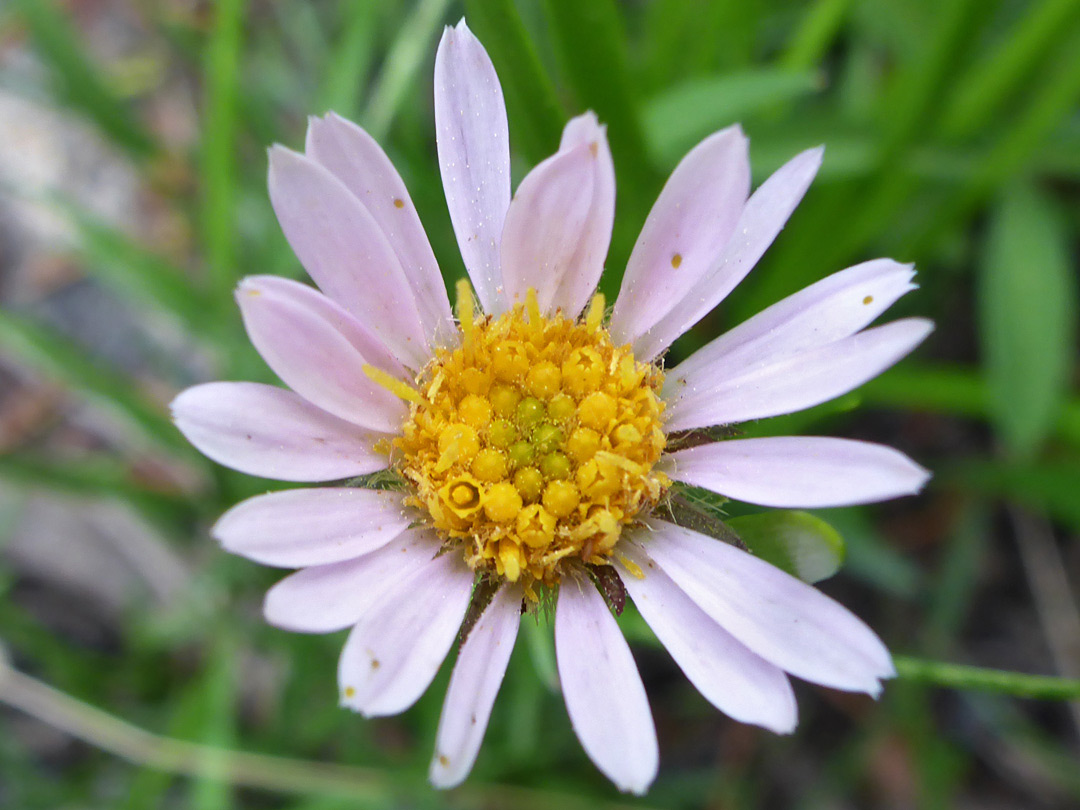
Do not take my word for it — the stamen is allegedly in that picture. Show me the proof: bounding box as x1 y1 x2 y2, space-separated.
585 292 605 333
525 288 542 329
456 278 476 356
363 365 424 404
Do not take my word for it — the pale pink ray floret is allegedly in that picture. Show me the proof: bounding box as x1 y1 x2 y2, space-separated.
171 18 932 795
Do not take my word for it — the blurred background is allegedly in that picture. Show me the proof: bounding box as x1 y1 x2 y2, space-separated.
0 0 1078 807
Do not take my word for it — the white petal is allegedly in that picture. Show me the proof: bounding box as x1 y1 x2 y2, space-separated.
500 142 597 313
664 318 934 431
555 575 658 795
338 551 475 716
213 488 411 568
636 520 895 694
430 585 522 788
550 112 616 319
631 147 823 360
665 259 917 401
267 145 430 368
609 126 750 349
305 113 455 345
664 436 930 508
236 276 407 433
434 20 511 313
616 549 797 733
262 529 438 633
171 382 389 482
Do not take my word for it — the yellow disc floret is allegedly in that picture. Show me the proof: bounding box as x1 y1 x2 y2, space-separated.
394 285 668 597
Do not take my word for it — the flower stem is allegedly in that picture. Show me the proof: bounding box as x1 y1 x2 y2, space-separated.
0 651 649 810
894 655 1080 700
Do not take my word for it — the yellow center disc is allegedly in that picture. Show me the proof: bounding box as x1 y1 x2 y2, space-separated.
395 286 668 597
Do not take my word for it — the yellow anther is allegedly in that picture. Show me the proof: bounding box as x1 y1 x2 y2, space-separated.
456 278 476 354
471 448 507 482
513 466 544 502
526 287 542 326
484 482 523 522
542 480 580 517
562 347 604 395
526 361 561 398
585 292 605 333
612 423 643 446
566 427 601 462
487 419 516 448
578 391 617 430
533 424 563 454
492 342 529 381
439 475 482 519
436 423 479 471
458 394 492 428
499 539 523 581
508 440 535 468
548 394 576 421
576 458 622 497
488 419 516 451
489 384 520 417
617 553 644 579
516 397 545 427
517 505 556 548
362 364 424 405
540 451 571 480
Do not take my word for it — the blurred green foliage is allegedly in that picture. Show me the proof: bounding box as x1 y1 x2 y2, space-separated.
0 0 1078 807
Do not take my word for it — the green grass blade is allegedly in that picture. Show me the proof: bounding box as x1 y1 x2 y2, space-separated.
0 453 195 531
62 204 211 332
979 183 1076 459
940 0 1080 140
362 0 452 140
780 0 855 70
464 0 565 163
894 656 1080 701
860 364 1080 449
541 0 655 183
10 0 155 157
0 311 190 458
202 0 247 301
541 0 660 295
910 27 1080 254
316 1 381 119
643 69 821 165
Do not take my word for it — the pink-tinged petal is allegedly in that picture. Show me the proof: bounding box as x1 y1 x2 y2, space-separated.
616 550 797 733
637 520 895 694
631 147 823 360
500 142 597 314
434 19 511 313
665 259 917 401
664 436 930 508
267 145 430 368
213 488 411 568
305 113 455 345
609 126 750 349
236 276 407 433
556 575 658 795
549 113 616 318
664 318 934 431
171 382 389 482
263 529 438 633
430 584 522 788
339 551 474 716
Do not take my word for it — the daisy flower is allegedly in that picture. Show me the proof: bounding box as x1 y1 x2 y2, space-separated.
172 20 932 795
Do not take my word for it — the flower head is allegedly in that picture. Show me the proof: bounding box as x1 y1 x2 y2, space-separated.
172 19 932 794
